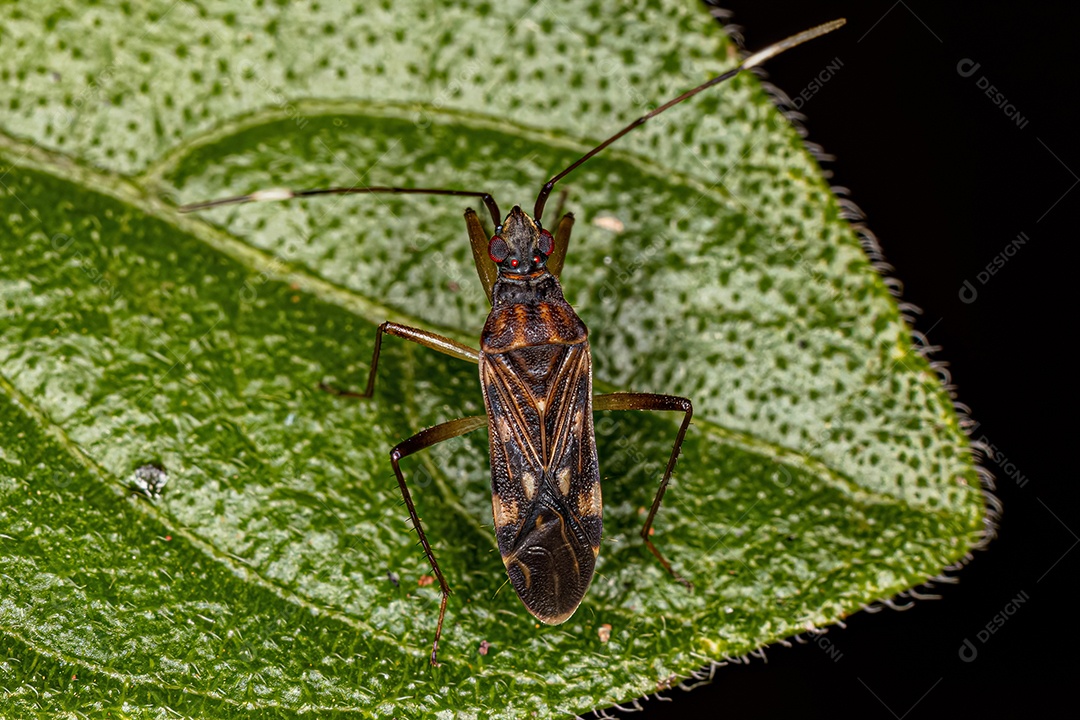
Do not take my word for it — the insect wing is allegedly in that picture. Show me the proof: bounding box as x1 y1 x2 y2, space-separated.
481 342 602 624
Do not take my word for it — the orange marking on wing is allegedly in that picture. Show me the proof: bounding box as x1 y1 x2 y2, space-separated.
492 493 518 528
557 467 571 496
522 471 538 501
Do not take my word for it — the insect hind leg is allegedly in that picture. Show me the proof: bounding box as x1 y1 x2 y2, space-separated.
390 415 487 665
593 391 694 590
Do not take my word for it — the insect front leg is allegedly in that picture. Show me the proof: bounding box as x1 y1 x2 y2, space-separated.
320 321 479 398
546 211 575 281
390 415 487 666
593 392 694 590
464 208 499 304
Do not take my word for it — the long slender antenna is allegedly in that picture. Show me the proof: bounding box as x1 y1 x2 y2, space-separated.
533 18 846 221
180 186 503 230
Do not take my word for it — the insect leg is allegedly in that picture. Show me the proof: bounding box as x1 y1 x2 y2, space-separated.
390 415 488 666
547 212 575 281
465 208 499 305
592 392 694 590
320 321 479 398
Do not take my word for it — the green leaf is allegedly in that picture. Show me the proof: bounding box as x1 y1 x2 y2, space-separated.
0 0 986 716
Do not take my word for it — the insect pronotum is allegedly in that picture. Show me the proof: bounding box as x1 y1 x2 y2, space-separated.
181 19 845 665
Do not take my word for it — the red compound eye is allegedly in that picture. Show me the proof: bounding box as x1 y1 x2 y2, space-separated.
538 229 554 256
488 235 509 263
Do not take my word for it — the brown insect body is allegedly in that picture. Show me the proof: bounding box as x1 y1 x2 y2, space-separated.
480 208 601 623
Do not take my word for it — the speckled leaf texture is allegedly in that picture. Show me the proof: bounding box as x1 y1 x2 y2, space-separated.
0 1 988 717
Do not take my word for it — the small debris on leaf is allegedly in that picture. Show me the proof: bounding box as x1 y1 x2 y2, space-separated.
598 623 612 643
131 463 168 499
387 571 400 587
418 574 435 587
478 640 491 656
592 214 625 233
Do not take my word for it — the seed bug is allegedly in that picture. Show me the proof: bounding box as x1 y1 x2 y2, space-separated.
180 19 845 665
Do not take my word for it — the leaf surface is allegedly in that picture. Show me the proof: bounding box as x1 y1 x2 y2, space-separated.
0 1 984 716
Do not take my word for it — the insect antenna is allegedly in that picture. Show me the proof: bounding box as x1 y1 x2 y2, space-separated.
532 18 846 221
179 185 502 230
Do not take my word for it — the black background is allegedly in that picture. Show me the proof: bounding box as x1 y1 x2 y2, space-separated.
615 2 1078 718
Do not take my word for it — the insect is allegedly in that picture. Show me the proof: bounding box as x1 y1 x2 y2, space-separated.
181 19 845 665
